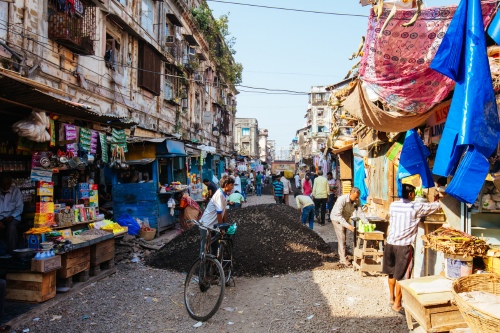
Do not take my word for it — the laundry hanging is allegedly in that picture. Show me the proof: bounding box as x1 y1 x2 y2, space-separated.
430 0 500 203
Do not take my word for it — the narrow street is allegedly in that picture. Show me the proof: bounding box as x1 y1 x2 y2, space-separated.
9 195 408 333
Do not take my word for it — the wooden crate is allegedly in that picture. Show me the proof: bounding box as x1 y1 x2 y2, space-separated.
6 271 56 303
90 238 115 266
57 246 90 279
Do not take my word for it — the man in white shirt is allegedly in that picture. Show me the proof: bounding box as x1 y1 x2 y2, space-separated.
280 173 293 205
200 177 235 227
294 173 301 189
248 170 255 185
233 173 242 194
0 176 24 254
383 184 440 314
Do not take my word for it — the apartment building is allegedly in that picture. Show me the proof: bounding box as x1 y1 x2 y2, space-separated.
0 0 239 156
234 118 259 158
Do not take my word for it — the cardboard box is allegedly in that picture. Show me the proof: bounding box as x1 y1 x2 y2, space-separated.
37 187 54 196
36 202 55 213
32 255 62 273
37 181 54 188
78 183 89 190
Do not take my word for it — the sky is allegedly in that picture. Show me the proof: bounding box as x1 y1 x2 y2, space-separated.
207 0 460 151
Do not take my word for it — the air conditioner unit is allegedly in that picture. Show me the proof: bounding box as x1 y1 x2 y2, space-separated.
166 35 174 44
194 73 204 84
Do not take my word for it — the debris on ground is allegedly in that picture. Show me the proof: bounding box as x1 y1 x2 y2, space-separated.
146 204 338 276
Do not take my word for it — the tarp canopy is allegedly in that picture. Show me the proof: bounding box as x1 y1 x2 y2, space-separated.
343 80 434 132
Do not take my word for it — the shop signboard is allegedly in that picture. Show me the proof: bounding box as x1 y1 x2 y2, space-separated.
425 100 451 144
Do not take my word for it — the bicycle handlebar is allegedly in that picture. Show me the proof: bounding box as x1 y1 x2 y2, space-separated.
186 219 221 233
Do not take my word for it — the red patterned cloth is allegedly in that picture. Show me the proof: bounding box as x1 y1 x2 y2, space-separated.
359 2 497 114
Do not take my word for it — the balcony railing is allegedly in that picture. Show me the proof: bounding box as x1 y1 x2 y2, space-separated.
48 0 96 55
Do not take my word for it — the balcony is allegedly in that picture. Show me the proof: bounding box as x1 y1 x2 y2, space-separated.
48 0 96 55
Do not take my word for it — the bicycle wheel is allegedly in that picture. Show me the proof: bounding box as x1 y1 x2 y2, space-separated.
184 257 225 322
219 241 233 285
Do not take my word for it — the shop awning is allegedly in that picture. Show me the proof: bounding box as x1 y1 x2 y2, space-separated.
166 13 183 27
0 69 134 126
182 34 199 46
166 140 186 155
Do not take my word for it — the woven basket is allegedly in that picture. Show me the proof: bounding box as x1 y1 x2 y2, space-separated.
139 228 156 241
452 273 500 333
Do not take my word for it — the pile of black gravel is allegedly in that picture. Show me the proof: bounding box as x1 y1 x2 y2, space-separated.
146 204 338 276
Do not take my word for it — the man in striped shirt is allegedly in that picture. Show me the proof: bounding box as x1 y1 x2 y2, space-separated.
383 184 441 315
272 177 284 204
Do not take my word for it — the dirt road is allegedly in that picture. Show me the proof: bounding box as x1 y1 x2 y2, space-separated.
9 195 408 333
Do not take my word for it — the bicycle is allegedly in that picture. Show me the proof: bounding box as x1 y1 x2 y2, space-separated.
184 220 236 322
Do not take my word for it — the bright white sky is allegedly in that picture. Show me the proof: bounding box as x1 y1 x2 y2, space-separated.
208 0 460 150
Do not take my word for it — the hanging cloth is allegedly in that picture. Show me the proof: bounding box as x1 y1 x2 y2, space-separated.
397 129 435 197
354 156 369 206
430 0 500 203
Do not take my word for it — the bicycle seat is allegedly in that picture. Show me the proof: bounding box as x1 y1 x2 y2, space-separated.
214 223 231 231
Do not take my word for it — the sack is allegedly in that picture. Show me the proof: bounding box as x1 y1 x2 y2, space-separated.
117 214 140 235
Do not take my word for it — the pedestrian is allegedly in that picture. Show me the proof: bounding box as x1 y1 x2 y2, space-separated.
326 172 338 221
234 172 242 194
240 173 248 201
294 191 315 229
272 176 284 204
249 170 255 186
301 173 312 196
175 192 202 231
280 172 293 205
256 172 262 196
330 187 366 265
383 184 441 315
0 175 23 254
203 178 218 200
228 190 245 209
310 172 316 186
294 173 301 189
312 170 329 225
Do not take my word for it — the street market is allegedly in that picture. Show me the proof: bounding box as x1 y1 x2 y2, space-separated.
1 0 500 332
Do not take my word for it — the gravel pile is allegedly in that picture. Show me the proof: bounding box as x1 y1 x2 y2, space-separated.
146 204 338 276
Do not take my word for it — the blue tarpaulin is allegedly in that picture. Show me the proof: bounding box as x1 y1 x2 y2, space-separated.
353 156 369 206
397 129 435 197
430 0 500 203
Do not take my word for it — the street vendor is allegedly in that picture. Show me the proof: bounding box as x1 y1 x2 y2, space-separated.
0 175 23 254
330 187 365 266
203 178 218 200
175 192 202 231
383 184 441 315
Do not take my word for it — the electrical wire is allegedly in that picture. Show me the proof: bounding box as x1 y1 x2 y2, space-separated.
238 89 307 95
206 0 369 18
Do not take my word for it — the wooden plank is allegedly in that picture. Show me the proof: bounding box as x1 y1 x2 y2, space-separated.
399 275 455 306
91 251 114 266
6 271 56 303
57 260 90 279
339 151 353 180
6 272 43 283
61 252 90 270
63 246 90 260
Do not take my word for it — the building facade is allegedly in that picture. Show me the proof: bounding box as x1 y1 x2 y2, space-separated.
234 118 259 158
0 0 239 155
258 128 268 163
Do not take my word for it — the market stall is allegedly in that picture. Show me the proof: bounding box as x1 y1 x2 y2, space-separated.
112 139 189 236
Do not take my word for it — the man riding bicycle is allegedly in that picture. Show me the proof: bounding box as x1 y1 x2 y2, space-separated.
200 177 235 227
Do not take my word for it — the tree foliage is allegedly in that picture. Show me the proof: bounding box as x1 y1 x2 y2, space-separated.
190 4 243 86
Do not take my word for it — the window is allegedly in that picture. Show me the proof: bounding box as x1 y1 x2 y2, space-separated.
47 0 97 55
314 93 324 102
142 0 154 35
119 0 127 5
164 64 181 101
242 128 250 136
138 42 161 96
104 33 120 71
0 2 7 40
318 126 328 133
